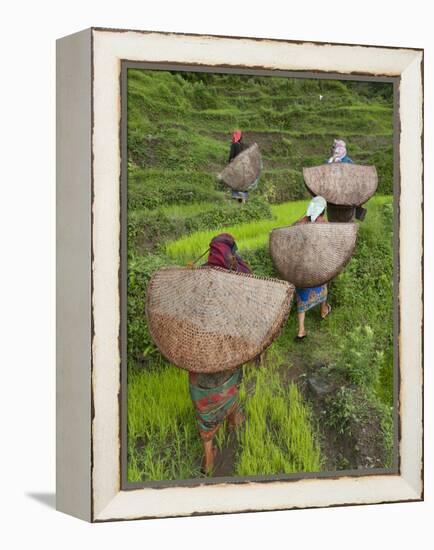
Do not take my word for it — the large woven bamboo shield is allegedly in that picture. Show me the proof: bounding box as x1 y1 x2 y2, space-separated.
218 143 262 191
146 266 294 373
303 164 378 206
269 223 358 287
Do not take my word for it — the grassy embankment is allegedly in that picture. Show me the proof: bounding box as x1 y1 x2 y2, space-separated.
127 69 394 481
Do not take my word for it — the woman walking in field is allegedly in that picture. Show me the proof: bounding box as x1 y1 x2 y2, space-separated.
326 138 369 220
327 138 354 164
227 130 251 203
189 233 249 475
228 129 248 162
294 196 332 339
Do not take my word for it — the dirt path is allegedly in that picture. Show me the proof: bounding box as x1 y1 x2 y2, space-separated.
212 432 239 477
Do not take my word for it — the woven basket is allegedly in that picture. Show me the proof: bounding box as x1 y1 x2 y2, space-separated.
269 223 358 287
218 143 262 191
146 266 294 373
303 164 378 206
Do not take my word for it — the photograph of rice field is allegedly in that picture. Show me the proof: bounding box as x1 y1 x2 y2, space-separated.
126 68 395 482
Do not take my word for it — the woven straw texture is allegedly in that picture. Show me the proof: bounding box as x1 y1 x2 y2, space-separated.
218 143 262 191
146 266 294 373
269 223 358 287
303 164 378 206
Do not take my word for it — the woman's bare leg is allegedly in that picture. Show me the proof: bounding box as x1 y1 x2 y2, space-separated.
297 311 306 337
228 404 245 429
202 438 216 474
320 301 331 319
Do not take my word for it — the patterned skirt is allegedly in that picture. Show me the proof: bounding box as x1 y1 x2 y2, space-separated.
295 284 327 313
189 368 242 441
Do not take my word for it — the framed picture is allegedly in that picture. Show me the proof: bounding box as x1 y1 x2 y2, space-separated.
56 27 423 522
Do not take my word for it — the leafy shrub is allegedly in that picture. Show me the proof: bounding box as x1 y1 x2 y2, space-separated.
129 127 227 170
324 387 363 436
184 197 272 232
346 81 393 103
128 168 223 210
241 246 276 278
258 170 309 203
325 199 394 410
365 146 393 194
129 198 272 254
128 210 178 254
330 200 393 345
127 253 173 362
331 325 382 388
323 386 393 465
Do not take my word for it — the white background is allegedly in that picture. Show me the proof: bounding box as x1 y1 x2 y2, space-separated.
1 0 432 548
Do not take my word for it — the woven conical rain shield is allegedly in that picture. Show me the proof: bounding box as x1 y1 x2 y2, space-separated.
146 266 294 373
270 223 358 287
303 164 378 206
218 143 262 191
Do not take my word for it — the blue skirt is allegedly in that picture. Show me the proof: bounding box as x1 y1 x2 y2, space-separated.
295 284 327 313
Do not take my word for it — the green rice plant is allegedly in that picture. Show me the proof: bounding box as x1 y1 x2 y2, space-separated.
236 350 322 476
129 198 273 258
183 197 272 234
126 67 395 480
165 200 308 264
127 350 323 481
127 196 395 480
329 325 381 389
127 363 203 482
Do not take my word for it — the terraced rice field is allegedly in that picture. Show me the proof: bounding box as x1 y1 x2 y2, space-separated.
126 69 395 482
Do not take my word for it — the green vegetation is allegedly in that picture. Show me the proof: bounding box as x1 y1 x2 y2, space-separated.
128 168 223 210
129 196 272 254
237 351 322 476
165 200 307 264
127 350 322 481
128 69 393 194
127 68 395 481
127 361 201 481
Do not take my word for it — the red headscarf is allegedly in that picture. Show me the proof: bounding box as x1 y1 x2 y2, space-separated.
231 130 242 144
203 233 251 274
